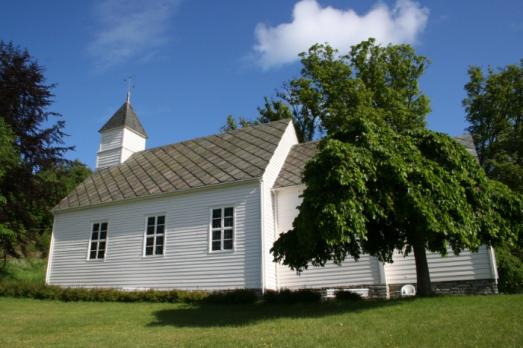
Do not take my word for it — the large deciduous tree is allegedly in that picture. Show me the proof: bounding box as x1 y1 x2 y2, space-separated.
223 39 430 141
272 118 523 296
0 41 90 259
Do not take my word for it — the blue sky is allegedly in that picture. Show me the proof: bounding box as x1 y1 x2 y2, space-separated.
1 0 522 168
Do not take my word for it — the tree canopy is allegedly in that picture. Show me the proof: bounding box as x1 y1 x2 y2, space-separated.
464 60 523 193
223 39 430 142
272 118 523 296
0 41 90 259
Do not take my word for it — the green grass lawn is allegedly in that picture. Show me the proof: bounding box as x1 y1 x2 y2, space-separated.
0 295 522 348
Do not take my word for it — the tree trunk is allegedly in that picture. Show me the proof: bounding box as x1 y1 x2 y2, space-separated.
412 236 433 297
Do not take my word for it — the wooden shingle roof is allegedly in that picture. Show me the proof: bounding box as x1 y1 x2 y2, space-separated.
55 119 291 211
274 142 318 188
99 101 148 138
273 135 478 189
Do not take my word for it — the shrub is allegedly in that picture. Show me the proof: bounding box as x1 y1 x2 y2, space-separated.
0 281 213 303
496 246 523 293
335 290 363 302
205 289 258 304
263 289 321 304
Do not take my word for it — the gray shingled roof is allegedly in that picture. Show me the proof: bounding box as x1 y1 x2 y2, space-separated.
99 102 148 138
55 119 291 211
274 142 318 188
454 134 477 157
274 135 478 189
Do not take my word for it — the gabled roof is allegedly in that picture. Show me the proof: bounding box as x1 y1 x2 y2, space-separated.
99 101 148 138
274 135 478 189
54 119 292 211
274 142 318 188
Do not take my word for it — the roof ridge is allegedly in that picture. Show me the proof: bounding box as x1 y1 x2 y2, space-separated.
140 118 291 155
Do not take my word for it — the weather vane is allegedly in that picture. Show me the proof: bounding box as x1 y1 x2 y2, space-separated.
124 76 134 104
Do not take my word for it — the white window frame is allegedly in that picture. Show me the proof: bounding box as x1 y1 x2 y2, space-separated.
143 214 166 257
87 221 109 261
208 205 235 253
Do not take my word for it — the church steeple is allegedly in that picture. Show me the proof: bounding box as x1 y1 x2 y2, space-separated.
96 95 147 169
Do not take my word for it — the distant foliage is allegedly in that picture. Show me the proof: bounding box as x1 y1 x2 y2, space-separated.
464 59 523 193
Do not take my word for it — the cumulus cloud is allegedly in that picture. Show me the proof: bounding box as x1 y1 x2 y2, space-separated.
253 0 429 69
87 0 179 69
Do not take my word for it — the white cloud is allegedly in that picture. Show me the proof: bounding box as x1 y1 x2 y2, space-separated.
253 0 429 69
87 0 179 69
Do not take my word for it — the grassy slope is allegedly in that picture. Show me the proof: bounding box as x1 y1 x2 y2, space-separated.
0 259 46 284
0 295 522 348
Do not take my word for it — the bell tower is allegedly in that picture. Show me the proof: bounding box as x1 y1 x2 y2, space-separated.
96 93 147 169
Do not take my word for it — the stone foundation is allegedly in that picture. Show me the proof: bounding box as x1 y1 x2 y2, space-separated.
388 279 498 298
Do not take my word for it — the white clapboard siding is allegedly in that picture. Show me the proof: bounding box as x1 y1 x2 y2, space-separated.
384 246 495 284
97 128 146 169
47 182 261 290
99 128 124 152
261 121 298 290
274 185 381 289
96 148 121 169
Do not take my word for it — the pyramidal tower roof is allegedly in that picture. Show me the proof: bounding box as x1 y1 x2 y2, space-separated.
98 100 148 138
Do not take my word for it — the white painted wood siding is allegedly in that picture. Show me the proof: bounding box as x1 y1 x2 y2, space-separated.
261 121 298 290
384 246 495 284
47 182 262 290
121 128 146 162
274 185 382 289
97 128 146 169
96 148 122 169
99 128 124 152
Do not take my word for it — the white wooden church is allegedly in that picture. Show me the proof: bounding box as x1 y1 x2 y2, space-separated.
45 99 498 298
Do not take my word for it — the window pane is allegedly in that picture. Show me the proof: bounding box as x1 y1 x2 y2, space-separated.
156 236 164 246
145 246 153 256
223 240 233 250
97 249 105 259
146 237 154 247
90 250 97 259
147 217 155 226
100 231 107 240
212 218 221 228
100 223 108 231
90 242 97 251
92 223 99 232
212 241 221 251
157 216 165 225
212 230 221 240
224 217 233 227
156 225 165 234
224 207 233 217
224 229 233 240
147 226 155 235
155 245 163 255
91 231 98 240
98 241 106 250
212 209 221 219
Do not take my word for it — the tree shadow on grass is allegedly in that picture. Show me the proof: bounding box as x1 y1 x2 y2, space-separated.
147 299 404 328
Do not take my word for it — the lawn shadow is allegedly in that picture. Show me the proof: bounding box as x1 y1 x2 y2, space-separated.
147 299 403 328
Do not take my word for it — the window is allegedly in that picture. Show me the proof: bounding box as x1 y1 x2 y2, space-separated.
211 207 234 251
89 222 108 260
145 215 165 256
